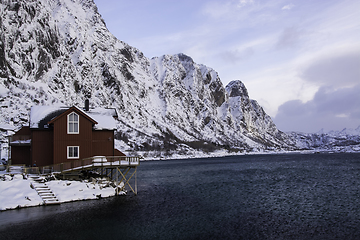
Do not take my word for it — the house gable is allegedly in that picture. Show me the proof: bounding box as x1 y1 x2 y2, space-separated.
30 106 117 131
48 106 97 127
50 108 95 164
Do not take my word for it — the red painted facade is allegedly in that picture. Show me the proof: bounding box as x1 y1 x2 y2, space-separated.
10 106 124 167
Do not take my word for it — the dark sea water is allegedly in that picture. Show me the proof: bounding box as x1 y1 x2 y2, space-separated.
0 153 359 240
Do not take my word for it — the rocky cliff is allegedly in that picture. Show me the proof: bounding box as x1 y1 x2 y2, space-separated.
2 0 357 158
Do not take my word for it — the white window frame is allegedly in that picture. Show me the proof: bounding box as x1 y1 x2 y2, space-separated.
67 112 79 134
67 146 79 159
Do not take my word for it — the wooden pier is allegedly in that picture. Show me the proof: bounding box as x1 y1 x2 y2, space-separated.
23 156 140 195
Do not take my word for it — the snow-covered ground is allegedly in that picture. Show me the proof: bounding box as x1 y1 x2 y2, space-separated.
0 172 124 211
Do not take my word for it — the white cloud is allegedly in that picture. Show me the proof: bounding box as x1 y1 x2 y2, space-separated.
281 4 294 10
219 47 255 63
201 0 275 24
237 0 254 8
201 1 234 19
300 51 360 88
275 26 305 50
274 84 360 132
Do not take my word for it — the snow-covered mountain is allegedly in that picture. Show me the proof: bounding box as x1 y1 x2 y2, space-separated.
0 0 358 158
287 126 360 153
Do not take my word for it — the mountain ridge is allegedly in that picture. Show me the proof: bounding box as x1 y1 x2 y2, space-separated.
0 0 359 158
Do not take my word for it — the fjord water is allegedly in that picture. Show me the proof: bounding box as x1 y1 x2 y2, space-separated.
1 153 359 239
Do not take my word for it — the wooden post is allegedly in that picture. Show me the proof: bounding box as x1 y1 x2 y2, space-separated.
116 167 119 195
61 163 64 179
118 167 137 194
135 166 137 195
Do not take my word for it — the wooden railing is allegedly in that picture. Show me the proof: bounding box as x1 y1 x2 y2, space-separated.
44 156 140 174
15 156 140 175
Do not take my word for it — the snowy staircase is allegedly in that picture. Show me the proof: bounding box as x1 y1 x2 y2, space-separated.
30 176 60 205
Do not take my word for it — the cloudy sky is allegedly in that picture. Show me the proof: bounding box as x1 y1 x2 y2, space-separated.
94 0 360 133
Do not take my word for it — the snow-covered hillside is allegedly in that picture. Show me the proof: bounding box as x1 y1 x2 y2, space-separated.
0 0 358 158
287 126 360 153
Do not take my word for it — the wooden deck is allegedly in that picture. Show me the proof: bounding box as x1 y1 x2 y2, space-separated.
17 156 140 195
41 156 140 174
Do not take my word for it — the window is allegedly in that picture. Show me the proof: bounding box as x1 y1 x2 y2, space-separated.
67 146 79 159
68 112 79 134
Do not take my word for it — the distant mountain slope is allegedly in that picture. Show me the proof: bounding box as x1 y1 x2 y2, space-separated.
1 0 358 158
287 126 360 152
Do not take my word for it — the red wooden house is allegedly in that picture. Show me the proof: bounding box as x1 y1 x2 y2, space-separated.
10 104 125 167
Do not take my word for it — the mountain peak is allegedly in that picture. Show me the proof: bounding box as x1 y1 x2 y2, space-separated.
226 80 249 98
177 53 194 63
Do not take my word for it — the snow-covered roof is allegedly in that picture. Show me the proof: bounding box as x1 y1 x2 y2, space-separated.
30 105 65 129
86 108 117 130
30 106 117 130
0 123 16 131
